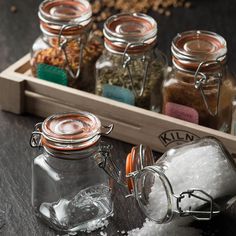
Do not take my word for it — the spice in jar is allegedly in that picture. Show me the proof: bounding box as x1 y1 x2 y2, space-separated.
95 13 167 110
31 0 103 91
162 30 235 132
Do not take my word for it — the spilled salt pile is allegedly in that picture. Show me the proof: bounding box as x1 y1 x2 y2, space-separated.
100 231 107 236
84 219 109 233
128 218 201 236
128 141 236 236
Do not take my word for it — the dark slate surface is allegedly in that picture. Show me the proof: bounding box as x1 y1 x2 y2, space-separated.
0 0 236 235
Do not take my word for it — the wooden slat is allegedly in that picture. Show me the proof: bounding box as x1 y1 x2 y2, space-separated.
0 73 25 114
1 55 236 154
4 54 31 74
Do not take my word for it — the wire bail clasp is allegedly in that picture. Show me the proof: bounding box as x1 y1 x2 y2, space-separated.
30 122 43 148
122 41 150 97
194 58 224 116
58 21 90 80
175 189 220 221
95 142 127 187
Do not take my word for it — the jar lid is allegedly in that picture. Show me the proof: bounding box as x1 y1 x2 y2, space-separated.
126 145 154 192
172 30 227 70
39 0 92 36
41 112 101 150
104 13 157 54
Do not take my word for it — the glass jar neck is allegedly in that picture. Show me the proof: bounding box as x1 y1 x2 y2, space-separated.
104 40 156 56
43 142 99 160
133 165 175 223
172 58 227 75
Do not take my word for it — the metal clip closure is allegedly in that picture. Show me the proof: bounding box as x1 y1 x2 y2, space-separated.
122 42 150 97
30 122 43 148
194 59 224 116
96 142 127 187
175 189 220 221
89 124 114 141
98 124 114 136
58 22 89 80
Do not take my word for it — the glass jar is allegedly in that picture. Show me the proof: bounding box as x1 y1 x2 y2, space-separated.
102 137 236 223
162 30 235 132
31 0 103 91
30 112 114 233
95 13 167 111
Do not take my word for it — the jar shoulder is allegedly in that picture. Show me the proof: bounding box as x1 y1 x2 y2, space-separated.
96 50 122 70
32 35 50 53
33 154 60 181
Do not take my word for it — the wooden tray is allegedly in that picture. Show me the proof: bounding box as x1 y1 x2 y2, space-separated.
1 54 236 154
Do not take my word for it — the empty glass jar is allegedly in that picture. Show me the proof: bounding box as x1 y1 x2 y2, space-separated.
30 112 114 233
95 13 167 111
162 30 235 132
102 137 236 223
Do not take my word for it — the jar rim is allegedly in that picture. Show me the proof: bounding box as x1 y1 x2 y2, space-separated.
133 166 174 223
41 112 101 151
172 30 227 71
103 13 157 54
38 0 92 36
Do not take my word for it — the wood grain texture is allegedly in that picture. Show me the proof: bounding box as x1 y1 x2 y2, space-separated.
2 61 236 154
1 0 236 235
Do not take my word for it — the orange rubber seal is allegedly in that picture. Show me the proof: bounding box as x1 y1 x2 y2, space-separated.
126 147 136 192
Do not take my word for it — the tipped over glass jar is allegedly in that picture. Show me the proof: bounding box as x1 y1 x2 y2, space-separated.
31 0 103 91
95 13 167 111
100 137 236 223
162 30 235 132
30 112 114 233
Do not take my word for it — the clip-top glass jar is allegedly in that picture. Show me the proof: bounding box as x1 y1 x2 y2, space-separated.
162 30 235 132
100 137 236 223
95 13 167 111
31 0 103 90
30 112 114 233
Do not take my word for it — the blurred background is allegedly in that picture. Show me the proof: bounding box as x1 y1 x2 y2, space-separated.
0 0 236 73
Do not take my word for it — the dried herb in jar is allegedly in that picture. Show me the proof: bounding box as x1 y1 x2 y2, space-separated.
96 53 165 109
95 13 167 110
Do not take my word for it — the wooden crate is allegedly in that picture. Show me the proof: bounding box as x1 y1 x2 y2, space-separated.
1 54 236 154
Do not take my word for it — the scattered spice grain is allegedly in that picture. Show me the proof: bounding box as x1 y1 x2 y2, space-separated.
90 0 191 36
10 5 17 13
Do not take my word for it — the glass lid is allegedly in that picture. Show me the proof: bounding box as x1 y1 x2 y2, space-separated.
39 0 92 35
39 0 92 24
104 13 157 53
41 112 101 150
172 30 227 62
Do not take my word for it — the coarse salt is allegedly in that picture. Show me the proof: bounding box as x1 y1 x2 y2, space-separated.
128 142 236 236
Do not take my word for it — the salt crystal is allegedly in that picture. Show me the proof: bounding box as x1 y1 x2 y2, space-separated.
82 219 109 233
128 141 236 236
147 145 236 220
128 218 201 236
100 231 107 236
